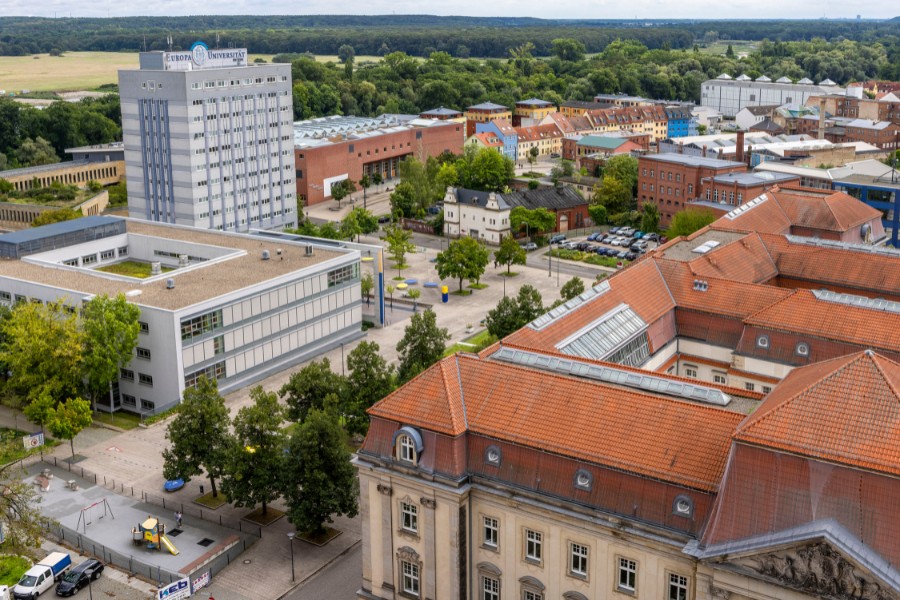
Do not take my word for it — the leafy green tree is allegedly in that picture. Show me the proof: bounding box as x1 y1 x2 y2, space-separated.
550 160 575 184
485 284 545 339
603 155 639 195
23 389 56 443
47 396 92 459
345 206 379 240
358 174 371 208
0 444 45 554
667 208 717 238
725 44 736 59
510 206 557 238
338 44 356 64
435 236 490 292
551 38 587 62
330 179 354 208
396 309 450 383
588 203 608 226
81 294 141 412
361 272 374 306
385 284 395 309
390 156 444 217
16 137 59 167
279 358 348 423
455 146 514 192
31 208 81 227
641 203 660 234
221 386 286 517
560 277 586 302
345 341 395 435
0 300 83 406
284 409 359 535
527 146 539 168
494 234 526 274
592 175 632 215
162 376 232 498
383 224 415 277
407 287 421 312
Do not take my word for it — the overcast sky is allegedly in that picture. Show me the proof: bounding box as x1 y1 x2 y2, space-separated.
6 0 898 20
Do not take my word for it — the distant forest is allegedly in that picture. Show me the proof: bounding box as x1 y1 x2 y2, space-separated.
1 16 900 57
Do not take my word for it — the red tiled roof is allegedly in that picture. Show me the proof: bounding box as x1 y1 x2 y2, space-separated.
369 354 744 490
471 132 503 148
683 233 778 284
736 351 900 477
744 289 900 351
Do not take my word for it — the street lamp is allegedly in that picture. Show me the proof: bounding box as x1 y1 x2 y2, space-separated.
287 532 296 582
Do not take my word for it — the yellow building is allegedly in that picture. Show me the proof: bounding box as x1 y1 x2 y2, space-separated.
464 102 512 137
514 99 556 125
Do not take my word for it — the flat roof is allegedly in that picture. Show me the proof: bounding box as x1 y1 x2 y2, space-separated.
661 229 747 263
0 219 345 312
641 154 745 169
711 172 799 185
65 142 125 154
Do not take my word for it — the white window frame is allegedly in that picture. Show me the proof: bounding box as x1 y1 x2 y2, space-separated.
569 542 589 578
481 575 500 600
399 435 416 463
483 516 499 549
618 557 637 592
523 590 543 600
668 573 689 600
524 529 542 563
400 501 418 534
401 560 420 597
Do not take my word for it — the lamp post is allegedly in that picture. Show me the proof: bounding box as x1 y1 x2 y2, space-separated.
287 532 296 582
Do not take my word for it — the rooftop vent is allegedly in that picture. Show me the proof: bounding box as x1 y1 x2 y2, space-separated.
262 250 270 261
151 262 161 275
178 254 189 267
166 278 175 289
276 248 283 256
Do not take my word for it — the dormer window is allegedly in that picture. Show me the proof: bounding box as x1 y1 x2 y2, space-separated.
796 342 810 357
673 495 694 518
574 469 593 491
485 445 502 466
392 426 424 465
756 334 770 349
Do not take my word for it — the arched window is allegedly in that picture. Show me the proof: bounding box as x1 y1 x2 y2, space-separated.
392 426 423 465
672 494 694 518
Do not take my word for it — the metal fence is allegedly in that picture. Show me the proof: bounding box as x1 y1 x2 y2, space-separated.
40 456 262 538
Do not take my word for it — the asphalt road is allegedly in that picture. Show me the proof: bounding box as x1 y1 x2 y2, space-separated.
285 542 362 600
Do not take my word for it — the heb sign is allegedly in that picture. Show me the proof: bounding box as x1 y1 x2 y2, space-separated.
158 577 190 600
163 42 248 71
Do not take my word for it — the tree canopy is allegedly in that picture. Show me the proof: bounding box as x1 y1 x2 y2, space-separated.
435 236 490 292
484 284 545 339
396 309 450 383
666 208 717 238
279 358 347 423
494 234 527 274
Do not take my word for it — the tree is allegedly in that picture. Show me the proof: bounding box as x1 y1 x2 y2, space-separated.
385 284 395 309
550 160 575 184
592 175 632 215
31 208 81 227
221 386 285 517
383 225 415 277
81 294 141 412
561 277 586 302
641 203 660 233
0 443 45 555
162 376 232 498
345 341 395 435
0 300 83 406
455 146 514 192
361 272 374 306
588 203 608 226
284 409 358 535
484 284 545 339
47 396 92 459
279 358 348 423
330 179 354 208
725 44 736 59
494 234 526 274
435 236 490 292
510 206 557 238
603 154 639 195
407 287 421 312
337 44 356 64
16 137 59 167
23 389 56 444
396 309 450 382
667 208 717 238
527 146 539 168
346 206 378 239
358 174 371 209
552 38 587 62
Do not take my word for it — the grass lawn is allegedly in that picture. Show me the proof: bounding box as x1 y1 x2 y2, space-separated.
195 491 228 509
451 289 472 296
698 41 757 56
444 329 497 357
95 260 173 278
0 555 30 586
468 282 489 289
92 411 141 430
0 52 138 93
499 271 520 277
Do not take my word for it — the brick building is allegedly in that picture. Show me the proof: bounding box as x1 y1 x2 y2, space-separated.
638 154 747 226
293 116 464 206
825 118 900 150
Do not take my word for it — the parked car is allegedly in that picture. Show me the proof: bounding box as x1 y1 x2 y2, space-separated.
562 241 579 250
522 242 538 251
550 234 566 244
577 242 593 251
619 227 635 237
587 232 599 241
596 234 609 243
377 215 392 224
632 231 644 239
609 227 621 234
617 250 630 259
644 233 659 242
625 252 638 261
55 559 104 597
659 235 668 244
13 552 71 600
550 152 561 158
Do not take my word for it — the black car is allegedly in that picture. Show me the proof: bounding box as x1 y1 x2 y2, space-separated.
56 559 103 596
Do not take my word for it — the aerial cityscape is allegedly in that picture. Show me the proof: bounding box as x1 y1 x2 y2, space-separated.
0 10 899 600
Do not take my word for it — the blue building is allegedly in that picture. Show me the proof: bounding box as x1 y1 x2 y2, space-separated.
665 106 697 138
475 120 518 162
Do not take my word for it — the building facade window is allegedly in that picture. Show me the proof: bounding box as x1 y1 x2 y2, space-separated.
482 576 500 600
569 542 588 578
120 368 134 381
139 321 149 334
181 309 223 342
401 561 420 597
618 558 637 592
524 529 542 563
399 435 416 463
668 573 688 600
684 365 698 378
483 516 499 549
400 500 418 534
136 347 151 360
745 382 756 391
139 373 153 386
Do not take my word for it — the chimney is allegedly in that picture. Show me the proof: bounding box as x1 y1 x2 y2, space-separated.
735 130 745 164
818 99 826 140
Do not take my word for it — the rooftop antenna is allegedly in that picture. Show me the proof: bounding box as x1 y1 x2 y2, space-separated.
167 35 173 52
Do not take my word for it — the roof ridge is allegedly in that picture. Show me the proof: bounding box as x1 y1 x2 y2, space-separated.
743 287 802 323
649 257 677 307
454 353 469 429
868 351 900 402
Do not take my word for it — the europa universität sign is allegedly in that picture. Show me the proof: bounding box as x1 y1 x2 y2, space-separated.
163 41 248 71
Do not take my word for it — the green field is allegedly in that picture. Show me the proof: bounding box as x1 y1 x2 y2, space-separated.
698 40 757 57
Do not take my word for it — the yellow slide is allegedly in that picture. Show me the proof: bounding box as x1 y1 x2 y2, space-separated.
160 534 180 555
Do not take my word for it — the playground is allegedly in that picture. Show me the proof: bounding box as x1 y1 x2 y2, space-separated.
24 462 250 584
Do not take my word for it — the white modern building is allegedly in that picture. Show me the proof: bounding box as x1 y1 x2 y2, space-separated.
701 74 844 118
0 216 368 414
118 42 297 232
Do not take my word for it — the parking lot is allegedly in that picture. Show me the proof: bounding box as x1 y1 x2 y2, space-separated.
550 228 663 262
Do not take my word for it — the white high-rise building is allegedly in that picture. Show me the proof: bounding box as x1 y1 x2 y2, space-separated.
119 42 297 232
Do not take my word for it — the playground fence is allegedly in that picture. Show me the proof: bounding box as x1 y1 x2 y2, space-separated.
40 457 263 538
